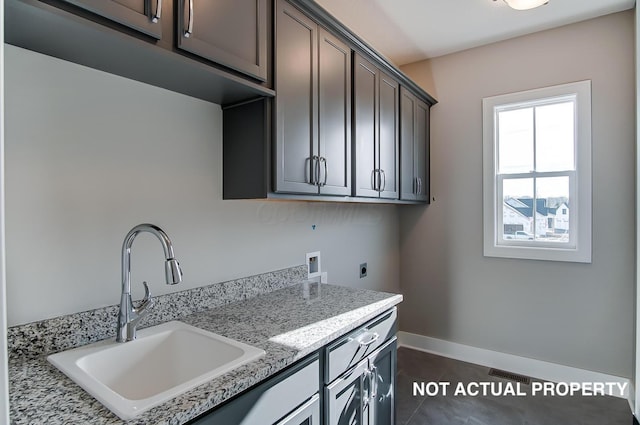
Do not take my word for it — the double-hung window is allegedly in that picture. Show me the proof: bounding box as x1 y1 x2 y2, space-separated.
482 81 592 263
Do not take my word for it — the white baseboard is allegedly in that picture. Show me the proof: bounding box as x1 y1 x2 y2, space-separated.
398 331 631 403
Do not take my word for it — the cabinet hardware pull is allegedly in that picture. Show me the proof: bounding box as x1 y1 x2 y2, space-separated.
371 169 378 191
184 0 194 38
380 169 386 192
362 384 370 407
151 0 163 23
370 364 379 402
320 157 328 186
305 155 318 186
305 157 313 184
353 330 379 347
375 170 382 192
313 155 321 186
417 177 421 195
363 367 373 408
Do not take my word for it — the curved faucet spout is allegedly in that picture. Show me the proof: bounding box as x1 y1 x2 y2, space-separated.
117 224 182 342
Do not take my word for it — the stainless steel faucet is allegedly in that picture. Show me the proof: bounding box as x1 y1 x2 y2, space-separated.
117 224 183 342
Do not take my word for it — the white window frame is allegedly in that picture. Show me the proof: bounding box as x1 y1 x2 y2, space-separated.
482 81 592 263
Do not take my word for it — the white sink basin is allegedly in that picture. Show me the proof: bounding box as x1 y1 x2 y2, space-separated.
48 321 265 420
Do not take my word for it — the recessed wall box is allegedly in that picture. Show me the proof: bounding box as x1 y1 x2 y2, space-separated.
306 251 321 278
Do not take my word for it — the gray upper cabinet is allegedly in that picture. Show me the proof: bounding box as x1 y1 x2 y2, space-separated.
354 53 399 199
378 72 400 199
219 0 434 203
275 0 351 196
60 0 164 39
177 0 269 81
275 0 318 194
353 55 378 198
318 28 352 196
400 87 430 202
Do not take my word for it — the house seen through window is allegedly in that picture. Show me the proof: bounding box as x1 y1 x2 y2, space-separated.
482 81 592 263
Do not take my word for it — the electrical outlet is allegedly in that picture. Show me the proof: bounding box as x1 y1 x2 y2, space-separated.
359 263 367 278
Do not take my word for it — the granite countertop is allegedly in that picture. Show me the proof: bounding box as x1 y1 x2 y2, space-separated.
8 281 402 424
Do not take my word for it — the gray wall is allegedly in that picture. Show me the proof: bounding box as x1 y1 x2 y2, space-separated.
400 11 635 378
4 44 400 326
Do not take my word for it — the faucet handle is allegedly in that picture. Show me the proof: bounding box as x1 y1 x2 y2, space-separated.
137 281 155 312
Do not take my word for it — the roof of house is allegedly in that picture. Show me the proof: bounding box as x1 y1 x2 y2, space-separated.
504 197 567 219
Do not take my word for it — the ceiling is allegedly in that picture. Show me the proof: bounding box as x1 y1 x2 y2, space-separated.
313 0 636 65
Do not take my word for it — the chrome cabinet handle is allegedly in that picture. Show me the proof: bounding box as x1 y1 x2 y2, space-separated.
363 367 373 407
380 169 386 192
305 157 312 184
313 155 320 186
321 157 328 186
375 170 382 192
322 158 329 186
151 0 163 23
307 156 320 185
369 364 378 402
416 177 421 195
184 0 194 38
371 169 378 191
353 330 379 347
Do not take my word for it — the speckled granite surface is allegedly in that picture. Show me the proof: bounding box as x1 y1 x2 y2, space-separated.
8 265 307 359
8 279 402 425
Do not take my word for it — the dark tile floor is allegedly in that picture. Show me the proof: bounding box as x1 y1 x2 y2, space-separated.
396 347 633 425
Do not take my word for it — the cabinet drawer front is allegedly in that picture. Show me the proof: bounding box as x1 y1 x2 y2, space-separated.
325 308 397 383
275 393 320 425
192 355 319 425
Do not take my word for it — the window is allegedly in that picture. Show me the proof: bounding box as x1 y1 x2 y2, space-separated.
482 81 592 263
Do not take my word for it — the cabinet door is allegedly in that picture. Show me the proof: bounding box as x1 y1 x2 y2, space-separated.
178 0 268 81
400 87 417 201
400 88 430 202
325 359 371 425
353 54 379 198
378 71 399 200
414 98 430 202
61 0 163 38
367 337 397 425
276 394 321 425
318 28 351 196
274 0 319 194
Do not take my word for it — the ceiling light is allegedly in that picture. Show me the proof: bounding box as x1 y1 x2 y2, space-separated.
502 0 549 10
